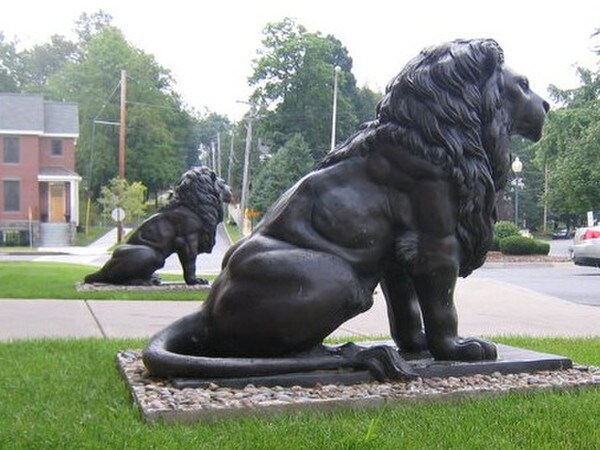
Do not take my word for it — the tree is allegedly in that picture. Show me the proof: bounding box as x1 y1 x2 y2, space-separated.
45 25 195 198
249 133 314 216
504 137 545 230
532 54 600 225
19 35 78 93
97 177 147 226
74 10 114 45
249 18 380 161
0 32 21 91
192 112 231 173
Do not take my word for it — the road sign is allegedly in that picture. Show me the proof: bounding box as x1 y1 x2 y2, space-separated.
111 207 126 222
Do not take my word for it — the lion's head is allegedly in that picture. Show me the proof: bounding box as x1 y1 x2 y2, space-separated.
163 167 232 236
322 38 548 276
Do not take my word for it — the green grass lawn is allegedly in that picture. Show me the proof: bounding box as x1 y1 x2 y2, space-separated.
0 337 599 448
224 221 242 243
0 262 210 301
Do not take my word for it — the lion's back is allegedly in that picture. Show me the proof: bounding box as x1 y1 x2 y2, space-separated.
255 159 395 267
128 208 201 250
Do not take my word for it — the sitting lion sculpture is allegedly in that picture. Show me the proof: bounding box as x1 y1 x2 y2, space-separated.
84 167 232 286
144 39 549 380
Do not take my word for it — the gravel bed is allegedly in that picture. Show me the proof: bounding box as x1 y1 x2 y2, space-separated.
484 251 569 264
117 350 600 422
75 281 211 292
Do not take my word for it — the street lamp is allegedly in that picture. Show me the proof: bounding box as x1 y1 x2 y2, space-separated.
512 156 523 227
330 65 341 151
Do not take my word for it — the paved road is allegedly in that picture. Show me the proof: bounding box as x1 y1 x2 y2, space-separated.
473 263 600 307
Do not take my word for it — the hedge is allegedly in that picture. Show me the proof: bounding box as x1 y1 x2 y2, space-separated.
492 221 521 251
499 235 550 255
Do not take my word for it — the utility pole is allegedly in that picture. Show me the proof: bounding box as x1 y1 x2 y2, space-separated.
216 133 222 177
543 161 549 233
330 65 341 151
117 69 126 242
239 102 258 235
118 70 127 179
227 129 235 188
210 140 217 171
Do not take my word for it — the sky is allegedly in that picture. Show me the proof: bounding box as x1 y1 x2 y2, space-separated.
1 0 599 120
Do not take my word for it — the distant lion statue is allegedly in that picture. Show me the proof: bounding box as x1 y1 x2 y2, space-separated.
84 167 232 286
144 39 549 379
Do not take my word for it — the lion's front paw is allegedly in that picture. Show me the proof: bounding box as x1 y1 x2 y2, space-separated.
397 330 429 354
431 337 497 361
186 277 209 286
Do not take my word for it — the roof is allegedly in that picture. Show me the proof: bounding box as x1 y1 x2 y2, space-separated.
0 93 79 137
38 167 81 182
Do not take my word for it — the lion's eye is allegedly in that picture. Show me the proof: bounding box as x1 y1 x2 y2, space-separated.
518 78 529 91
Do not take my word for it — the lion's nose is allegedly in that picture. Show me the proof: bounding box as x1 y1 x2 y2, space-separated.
543 100 550 113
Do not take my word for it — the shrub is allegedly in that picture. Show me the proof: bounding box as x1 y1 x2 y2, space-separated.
499 235 550 255
492 221 521 251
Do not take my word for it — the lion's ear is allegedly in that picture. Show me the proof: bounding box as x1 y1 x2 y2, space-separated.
211 171 217 181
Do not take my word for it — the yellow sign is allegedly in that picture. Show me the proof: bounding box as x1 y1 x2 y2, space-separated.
245 208 260 218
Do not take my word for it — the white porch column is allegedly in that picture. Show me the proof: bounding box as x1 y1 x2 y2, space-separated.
70 179 80 226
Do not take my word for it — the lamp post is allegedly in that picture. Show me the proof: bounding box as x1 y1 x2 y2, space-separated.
330 65 341 152
512 156 523 227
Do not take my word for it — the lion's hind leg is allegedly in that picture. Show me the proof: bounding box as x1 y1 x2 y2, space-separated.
85 244 164 285
206 238 373 356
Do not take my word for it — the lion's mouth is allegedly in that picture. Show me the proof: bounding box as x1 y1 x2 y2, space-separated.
514 120 544 143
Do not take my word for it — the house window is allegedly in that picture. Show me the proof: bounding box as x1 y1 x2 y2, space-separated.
3 136 19 163
51 139 63 156
3 179 20 212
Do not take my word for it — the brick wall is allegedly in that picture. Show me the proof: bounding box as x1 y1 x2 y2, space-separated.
0 134 40 221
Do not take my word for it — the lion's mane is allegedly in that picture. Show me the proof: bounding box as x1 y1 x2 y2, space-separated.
161 167 226 250
321 39 512 276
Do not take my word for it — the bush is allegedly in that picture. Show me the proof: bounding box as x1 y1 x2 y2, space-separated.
499 235 550 255
491 221 521 251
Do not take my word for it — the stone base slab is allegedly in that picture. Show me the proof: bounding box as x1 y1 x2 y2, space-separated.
116 343 599 424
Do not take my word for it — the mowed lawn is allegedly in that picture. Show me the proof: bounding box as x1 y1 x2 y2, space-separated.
0 337 599 448
0 262 209 301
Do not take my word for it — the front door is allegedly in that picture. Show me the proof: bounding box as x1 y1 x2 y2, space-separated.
49 183 65 222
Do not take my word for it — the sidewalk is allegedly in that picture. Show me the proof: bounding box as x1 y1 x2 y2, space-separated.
2 229 598 342
2 277 600 342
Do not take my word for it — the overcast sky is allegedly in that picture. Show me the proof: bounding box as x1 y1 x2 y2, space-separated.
1 1 599 119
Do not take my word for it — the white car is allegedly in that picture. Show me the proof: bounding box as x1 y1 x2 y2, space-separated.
570 226 600 267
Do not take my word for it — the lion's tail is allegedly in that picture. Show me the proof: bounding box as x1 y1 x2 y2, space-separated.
83 270 105 284
142 311 368 380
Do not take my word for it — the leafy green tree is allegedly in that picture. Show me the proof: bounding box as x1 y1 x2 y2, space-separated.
0 32 22 91
533 76 600 223
503 137 545 230
353 85 381 123
97 177 147 225
191 112 231 173
74 10 114 45
531 33 600 226
45 25 194 198
19 35 78 92
249 18 380 161
249 133 314 216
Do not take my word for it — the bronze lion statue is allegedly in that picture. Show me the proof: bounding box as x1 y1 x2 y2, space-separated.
144 39 549 380
84 167 232 286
